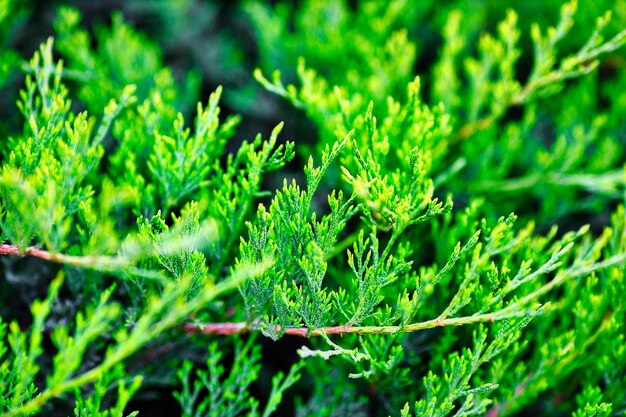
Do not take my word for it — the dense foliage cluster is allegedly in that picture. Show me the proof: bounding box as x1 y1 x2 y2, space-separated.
0 0 625 416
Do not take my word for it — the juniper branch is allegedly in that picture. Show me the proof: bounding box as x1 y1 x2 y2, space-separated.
0 220 216 278
454 22 626 142
486 306 616 417
184 310 529 338
1 260 270 417
185 251 626 338
470 170 625 196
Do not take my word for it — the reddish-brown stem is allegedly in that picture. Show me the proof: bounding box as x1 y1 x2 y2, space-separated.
184 322 250 336
0 244 58 261
183 317 478 337
0 243 129 270
183 305 542 337
183 322 369 337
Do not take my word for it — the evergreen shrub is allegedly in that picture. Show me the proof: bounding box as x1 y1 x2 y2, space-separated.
0 0 626 416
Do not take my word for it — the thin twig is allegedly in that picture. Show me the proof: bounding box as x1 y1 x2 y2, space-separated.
184 310 524 338
0 243 126 267
0 244 55 260
0 243 163 280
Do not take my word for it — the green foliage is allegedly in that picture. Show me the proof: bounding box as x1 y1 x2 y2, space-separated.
0 0 27 90
254 0 626 226
175 337 301 417
0 1 625 416
53 6 199 114
0 38 135 253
